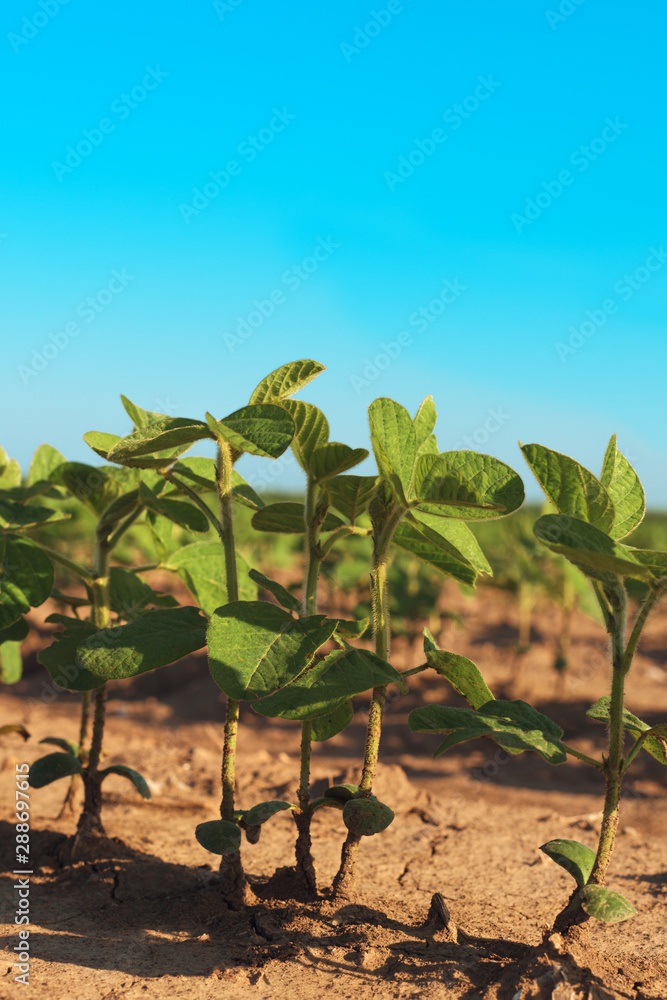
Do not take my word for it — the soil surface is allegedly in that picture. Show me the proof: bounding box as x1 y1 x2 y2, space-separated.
1 581 666 999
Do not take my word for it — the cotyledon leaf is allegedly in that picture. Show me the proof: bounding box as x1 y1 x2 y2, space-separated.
100 765 151 800
29 752 83 788
540 839 596 887
195 819 242 855
579 885 637 924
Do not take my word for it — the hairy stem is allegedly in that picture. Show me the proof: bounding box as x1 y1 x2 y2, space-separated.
215 440 246 898
294 477 322 894
332 515 395 899
34 544 94 587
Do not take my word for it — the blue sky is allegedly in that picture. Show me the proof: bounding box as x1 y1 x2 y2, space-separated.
2 0 666 503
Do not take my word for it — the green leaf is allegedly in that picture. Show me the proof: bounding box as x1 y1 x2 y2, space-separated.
0 724 29 740
626 547 667 577
328 475 377 523
100 765 151 800
521 444 614 533
83 431 121 461
138 482 209 533
414 396 438 454
309 444 369 482
252 644 406 721
0 618 29 644
343 798 394 837
579 885 637 924
209 404 294 459
27 443 67 487
587 697 667 765
409 699 567 764
195 819 242 855
108 417 212 463
540 839 596 887
108 567 178 617
53 462 122 516
169 457 217 493
324 783 362 803
424 646 494 710
249 359 326 404
120 395 165 429
0 641 23 684
392 519 477 584
0 498 69 533
39 737 78 755
0 451 21 490
534 515 653 582
97 489 142 536
164 542 255 616
332 617 369 639
38 618 101 692
311 700 353 741
368 397 416 506
207 601 337 701
248 569 302 615
77 607 207 681
243 800 297 825
410 511 492 576
0 535 54 630
279 399 329 472
415 452 525 519
29 752 82 788
251 502 343 534
231 471 265 511
600 435 645 539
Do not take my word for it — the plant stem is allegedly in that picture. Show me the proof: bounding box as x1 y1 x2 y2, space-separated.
107 506 143 552
56 689 91 820
561 743 604 770
331 514 395 899
215 440 246 899
75 536 111 843
34 544 94 587
293 477 322 894
164 472 224 541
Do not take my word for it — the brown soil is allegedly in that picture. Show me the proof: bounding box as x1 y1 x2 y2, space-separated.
1 582 666 999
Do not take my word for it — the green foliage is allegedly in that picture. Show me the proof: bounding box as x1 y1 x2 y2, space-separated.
29 752 83 787
540 839 596 887
342 798 394 837
579 885 637 924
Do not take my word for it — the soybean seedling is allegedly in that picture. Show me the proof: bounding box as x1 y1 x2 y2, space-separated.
329 396 526 899
410 436 666 931
26 436 191 851
248 395 371 894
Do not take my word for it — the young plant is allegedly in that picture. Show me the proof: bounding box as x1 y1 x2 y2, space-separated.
26 439 190 849
410 436 666 931
78 361 324 901
248 397 372 894
328 396 526 899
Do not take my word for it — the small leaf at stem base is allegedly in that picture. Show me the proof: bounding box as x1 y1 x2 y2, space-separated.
579 885 637 923
342 798 394 837
539 838 596 887
195 819 242 855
